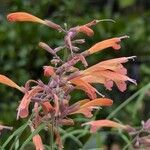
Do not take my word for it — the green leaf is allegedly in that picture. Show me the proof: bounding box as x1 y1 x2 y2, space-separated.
119 0 135 8
2 123 28 149
19 123 45 150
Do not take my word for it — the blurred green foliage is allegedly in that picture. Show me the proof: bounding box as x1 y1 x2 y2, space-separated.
0 0 150 149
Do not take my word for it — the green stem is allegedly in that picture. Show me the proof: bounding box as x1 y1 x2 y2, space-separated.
50 123 54 150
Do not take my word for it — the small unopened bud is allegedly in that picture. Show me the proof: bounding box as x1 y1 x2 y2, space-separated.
39 42 55 55
72 39 85 44
43 66 54 77
72 46 80 52
45 19 62 31
51 59 60 65
54 46 65 53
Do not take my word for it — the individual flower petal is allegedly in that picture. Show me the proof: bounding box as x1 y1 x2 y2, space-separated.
41 101 54 114
43 66 55 77
32 134 44 150
70 98 113 118
104 80 114 90
115 81 127 92
82 120 127 133
17 87 43 119
70 77 97 99
87 36 129 54
7 12 46 25
0 74 23 92
78 25 94 37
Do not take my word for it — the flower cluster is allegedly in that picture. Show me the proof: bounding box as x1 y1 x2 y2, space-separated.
0 12 137 149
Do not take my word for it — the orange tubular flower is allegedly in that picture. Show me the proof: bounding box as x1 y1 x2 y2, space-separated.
17 87 43 119
82 120 128 133
0 75 23 92
7 12 46 25
32 134 44 150
2 14 137 149
87 35 129 54
70 98 113 118
78 25 94 37
72 56 136 92
7 12 62 30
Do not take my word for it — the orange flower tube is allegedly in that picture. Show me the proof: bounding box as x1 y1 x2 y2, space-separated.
88 35 129 54
7 12 46 25
0 74 23 92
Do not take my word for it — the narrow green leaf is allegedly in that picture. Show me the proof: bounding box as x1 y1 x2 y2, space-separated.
19 123 45 150
2 123 28 149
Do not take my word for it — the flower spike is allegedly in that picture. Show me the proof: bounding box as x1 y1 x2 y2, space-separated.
1 13 137 149
72 56 137 92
